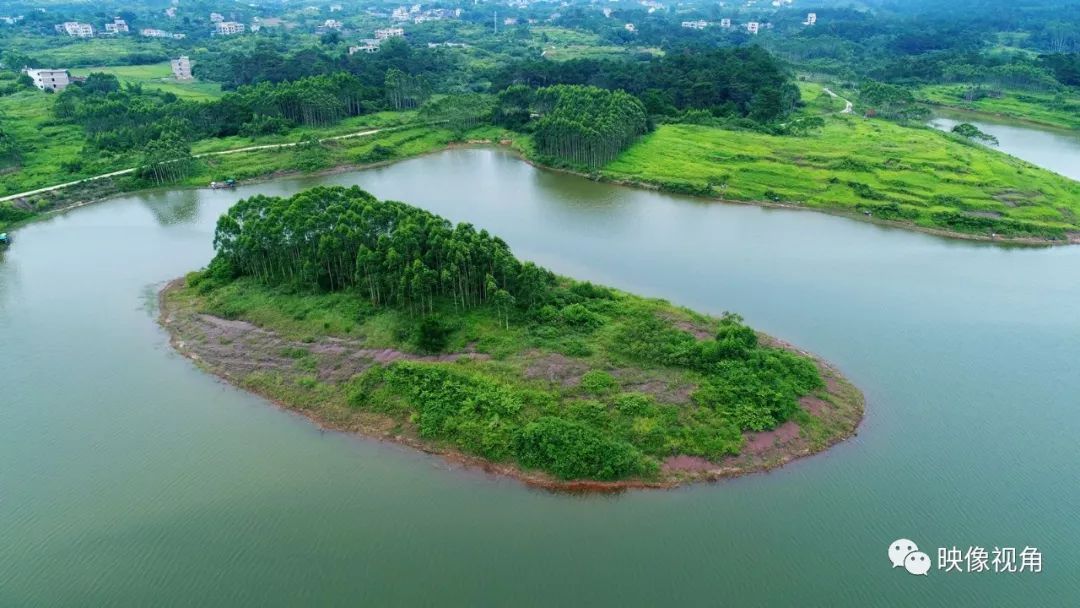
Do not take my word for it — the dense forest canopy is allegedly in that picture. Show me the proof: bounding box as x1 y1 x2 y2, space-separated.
529 84 650 168
493 46 800 121
210 185 555 313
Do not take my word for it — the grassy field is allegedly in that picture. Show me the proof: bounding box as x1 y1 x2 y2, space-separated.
69 62 224 100
604 117 1080 241
916 85 1080 130
5 35 174 67
0 91 104 195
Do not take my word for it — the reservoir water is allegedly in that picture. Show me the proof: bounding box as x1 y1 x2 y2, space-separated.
929 111 1080 180
3 147 1079 606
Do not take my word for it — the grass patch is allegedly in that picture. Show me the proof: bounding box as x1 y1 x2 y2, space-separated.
603 118 1080 240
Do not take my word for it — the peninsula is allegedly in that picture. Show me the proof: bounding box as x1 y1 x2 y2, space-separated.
161 185 863 489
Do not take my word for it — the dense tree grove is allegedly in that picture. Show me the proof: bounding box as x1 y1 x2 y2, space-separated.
531 85 649 167
210 186 555 313
493 46 801 122
53 71 383 153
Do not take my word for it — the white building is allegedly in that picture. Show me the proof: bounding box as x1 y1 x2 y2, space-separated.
215 21 246 35
349 39 381 54
392 7 410 21
330 4 343 11
681 20 708 29
165 7 177 18
58 21 94 38
624 22 636 32
374 27 404 39
804 12 817 26
23 68 71 92
104 17 129 34
170 56 192 80
719 18 731 28
210 12 225 23
746 21 759 34
324 19 343 29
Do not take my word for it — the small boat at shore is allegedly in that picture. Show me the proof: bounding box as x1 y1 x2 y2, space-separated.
209 179 237 190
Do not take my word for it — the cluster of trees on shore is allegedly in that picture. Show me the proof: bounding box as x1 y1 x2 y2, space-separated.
209 186 555 314
529 85 649 168
493 46 800 122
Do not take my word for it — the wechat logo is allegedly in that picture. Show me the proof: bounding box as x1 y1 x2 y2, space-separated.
890 538 931 576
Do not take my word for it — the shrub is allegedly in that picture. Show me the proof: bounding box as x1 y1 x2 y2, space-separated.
516 416 646 480
580 370 617 395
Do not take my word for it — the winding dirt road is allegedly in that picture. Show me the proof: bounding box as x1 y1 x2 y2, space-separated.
822 87 854 114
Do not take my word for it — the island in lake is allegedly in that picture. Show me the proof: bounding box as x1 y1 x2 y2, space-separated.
161 186 863 490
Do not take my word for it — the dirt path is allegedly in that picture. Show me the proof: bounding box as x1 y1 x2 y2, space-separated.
0 128 385 203
823 87 854 114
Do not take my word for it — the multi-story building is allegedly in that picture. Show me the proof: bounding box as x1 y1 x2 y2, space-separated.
104 17 129 34
746 21 759 34
349 39 382 54
374 27 404 39
23 68 71 92
215 21 246 35
170 56 192 80
58 21 94 38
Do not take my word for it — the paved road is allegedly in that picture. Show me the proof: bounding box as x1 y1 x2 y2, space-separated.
0 128 384 203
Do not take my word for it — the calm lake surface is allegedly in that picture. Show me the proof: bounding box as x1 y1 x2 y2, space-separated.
929 111 1080 180
3 147 1079 606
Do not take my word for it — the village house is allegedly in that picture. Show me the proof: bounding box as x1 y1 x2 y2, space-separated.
104 17 129 34
170 56 192 80
210 12 225 23
349 39 382 54
375 27 404 39
57 21 94 38
624 22 636 32
330 4 343 12
23 68 70 92
141 28 184 39
324 19 343 30
719 18 732 28
681 20 708 30
746 21 759 34
215 21 246 35
804 12 817 26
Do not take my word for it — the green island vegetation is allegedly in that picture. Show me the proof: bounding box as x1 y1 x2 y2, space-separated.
162 186 862 486
2 0 1079 242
